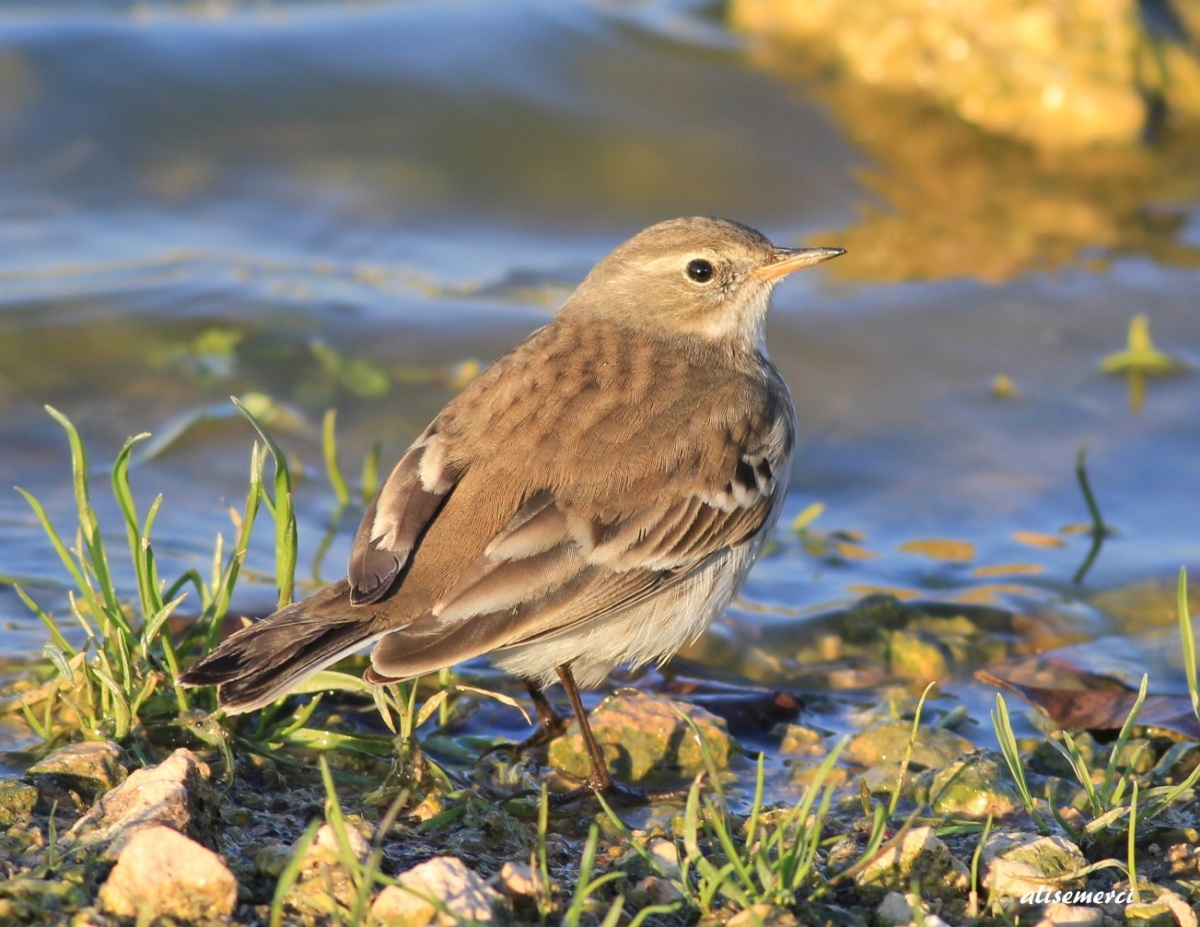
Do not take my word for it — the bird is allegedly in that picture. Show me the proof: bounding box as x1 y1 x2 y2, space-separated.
179 217 843 799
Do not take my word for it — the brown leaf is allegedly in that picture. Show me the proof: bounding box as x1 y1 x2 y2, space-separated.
976 669 1200 740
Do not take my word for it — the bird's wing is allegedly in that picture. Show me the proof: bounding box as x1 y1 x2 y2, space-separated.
347 421 461 605
366 390 793 676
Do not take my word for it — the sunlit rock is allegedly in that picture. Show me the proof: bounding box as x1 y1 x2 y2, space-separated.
65 747 217 857
27 740 124 801
730 0 1200 149
370 856 499 927
982 831 1087 898
98 824 237 921
547 691 732 785
0 779 38 827
918 750 1024 819
855 824 970 894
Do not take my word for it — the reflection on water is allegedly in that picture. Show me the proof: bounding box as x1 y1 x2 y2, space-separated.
751 49 1200 282
0 0 1198 757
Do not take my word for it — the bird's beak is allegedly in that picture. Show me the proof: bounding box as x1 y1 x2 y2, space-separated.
752 246 845 282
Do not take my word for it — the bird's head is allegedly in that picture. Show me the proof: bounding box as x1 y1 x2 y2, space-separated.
563 216 843 349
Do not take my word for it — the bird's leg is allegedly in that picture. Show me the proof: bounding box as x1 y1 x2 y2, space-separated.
525 680 568 746
551 664 692 806
477 680 569 765
556 664 614 793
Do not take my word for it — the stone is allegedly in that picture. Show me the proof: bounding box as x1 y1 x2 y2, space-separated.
776 723 824 756
646 837 681 880
304 821 371 870
370 856 499 926
1157 890 1199 927
855 825 969 895
0 778 39 826
920 750 1023 819
1038 902 1103 926
1124 901 1178 927
629 876 684 907
729 0 1184 149
727 903 799 927
548 691 732 785
98 824 236 921
496 860 539 897
26 740 124 799
876 891 916 926
280 820 375 916
885 628 949 682
845 720 973 770
982 832 1087 898
66 748 217 857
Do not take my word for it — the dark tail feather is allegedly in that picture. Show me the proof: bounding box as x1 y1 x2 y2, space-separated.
178 580 382 714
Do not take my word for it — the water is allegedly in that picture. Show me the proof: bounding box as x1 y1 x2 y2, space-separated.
2 0 1198 747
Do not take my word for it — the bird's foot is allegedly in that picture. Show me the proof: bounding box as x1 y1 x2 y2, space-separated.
476 712 569 764
549 775 689 807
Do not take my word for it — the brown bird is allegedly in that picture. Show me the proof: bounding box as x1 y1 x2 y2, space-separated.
179 217 843 798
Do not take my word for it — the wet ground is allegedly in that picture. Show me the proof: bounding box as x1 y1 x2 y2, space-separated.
2 0 1199 773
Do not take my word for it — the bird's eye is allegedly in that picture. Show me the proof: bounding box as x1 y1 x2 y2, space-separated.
686 259 715 284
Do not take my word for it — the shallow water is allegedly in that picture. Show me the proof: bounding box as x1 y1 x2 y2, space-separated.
1 0 1198 759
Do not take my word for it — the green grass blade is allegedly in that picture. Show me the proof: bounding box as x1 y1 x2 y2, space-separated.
45 406 125 628
991 693 1044 826
14 583 75 655
1100 673 1148 809
232 397 297 608
208 441 265 633
322 408 350 508
891 681 936 817
1128 779 1140 903
744 751 767 850
88 660 132 740
111 432 153 622
14 488 90 616
1179 567 1198 722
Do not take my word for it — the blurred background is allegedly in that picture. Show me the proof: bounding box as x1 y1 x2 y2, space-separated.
1 0 1198 738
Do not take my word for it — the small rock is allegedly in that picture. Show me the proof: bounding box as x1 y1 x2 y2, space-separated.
1039 902 1103 926
776 722 824 756
727 903 799 927
281 820 375 915
0 875 88 919
1124 901 1178 927
66 748 216 856
548 691 732 785
876 890 916 926
0 779 39 826
406 792 443 823
646 837 681 880
304 821 371 870
855 825 969 895
27 741 124 799
982 832 1087 898
885 628 949 681
254 843 294 879
845 720 973 770
1158 890 1200 927
496 860 539 897
370 856 499 927
629 876 684 907
98 824 236 921
920 750 1023 819
617 837 684 883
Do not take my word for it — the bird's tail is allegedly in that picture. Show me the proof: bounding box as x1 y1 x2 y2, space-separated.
178 580 383 714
